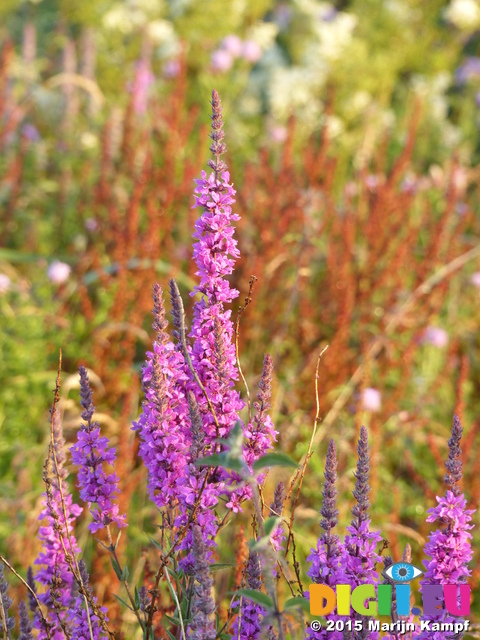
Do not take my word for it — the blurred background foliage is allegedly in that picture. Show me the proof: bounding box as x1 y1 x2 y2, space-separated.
2 0 480 631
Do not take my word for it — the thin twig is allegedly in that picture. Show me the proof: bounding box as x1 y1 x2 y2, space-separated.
285 346 328 555
234 275 258 423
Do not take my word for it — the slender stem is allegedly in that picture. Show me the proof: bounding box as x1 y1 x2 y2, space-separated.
163 567 186 640
106 525 145 631
234 275 258 424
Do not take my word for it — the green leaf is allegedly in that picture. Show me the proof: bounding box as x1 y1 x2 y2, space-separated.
120 565 129 581
145 533 163 552
253 452 298 472
113 594 133 612
284 596 311 613
134 586 140 610
195 453 243 473
235 589 274 611
110 558 123 581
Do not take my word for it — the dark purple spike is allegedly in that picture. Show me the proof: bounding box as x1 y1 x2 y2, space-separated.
444 414 463 496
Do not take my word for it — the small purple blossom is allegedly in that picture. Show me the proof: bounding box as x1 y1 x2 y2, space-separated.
221 34 243 57
163 58 181 79
85 217 98 232
454 56 480 84
268 125 288 143
70 366 126 532
241 40 262 63
470 271 480 287
21 123 40 142
47 261 71 284
188 526 216 639
211 49 233 72
360 388 381 412
421 326 449 348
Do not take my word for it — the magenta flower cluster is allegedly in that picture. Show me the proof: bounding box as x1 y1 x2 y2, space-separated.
70 366 126 533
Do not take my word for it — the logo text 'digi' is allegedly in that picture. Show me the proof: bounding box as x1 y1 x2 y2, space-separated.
309 583 471 617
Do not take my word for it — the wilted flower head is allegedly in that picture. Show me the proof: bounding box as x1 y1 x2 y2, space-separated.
47 261 71 284
360 387 381 412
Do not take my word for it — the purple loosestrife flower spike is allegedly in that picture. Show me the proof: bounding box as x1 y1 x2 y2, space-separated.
26 567 37 612
415 417 475 639
343 427 382 640
307 440 345 640
66 560 108 640
19 601 34 640
269 482 286 554
231 550 265 639
444 414 463 495
133 285 190 509
34 409 82 639
188 525 216 640
0 562 15 634
70 366 126 532
244 354 278 469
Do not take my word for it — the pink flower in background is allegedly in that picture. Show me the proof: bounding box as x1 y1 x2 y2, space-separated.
163 59 180 79
0 274 11 293
130 59 155 114
85 217 98 231
470 272 480 287
47 260 71 284
360 387 381 412
221 34 243 57
211 49 233 72
269 125 288 143
241 40 262 63
422 326 449 348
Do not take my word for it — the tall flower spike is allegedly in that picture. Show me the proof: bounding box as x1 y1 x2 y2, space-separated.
188 526 216 640
70 366 126 532
66 560 108 640
18 600 34 640
307 440 345 640
34 402 82 640
207 89 227 173
26 567 37 613
444 414 463 495
416 416 475 639
231 550 265 639
0 562 15 634
269 482 286 554
132 284 190 509
343 427 382 640
244 354 278 469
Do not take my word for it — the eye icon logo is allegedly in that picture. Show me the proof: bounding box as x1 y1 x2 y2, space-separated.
385 562 423 583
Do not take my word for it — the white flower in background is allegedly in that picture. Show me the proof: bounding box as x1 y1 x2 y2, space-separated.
312 11 358 61
361 388 382 412
0 274 11 293
445 0 480 29
269 67 321 120
103 5 135 33
147 20 176 45
324 115 344 139
47 261 71 284
245 22 279 49
80 132 98 150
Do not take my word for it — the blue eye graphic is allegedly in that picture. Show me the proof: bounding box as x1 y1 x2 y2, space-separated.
385 562 423 583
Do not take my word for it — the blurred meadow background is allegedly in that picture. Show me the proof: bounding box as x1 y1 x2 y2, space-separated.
2 0 480 631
